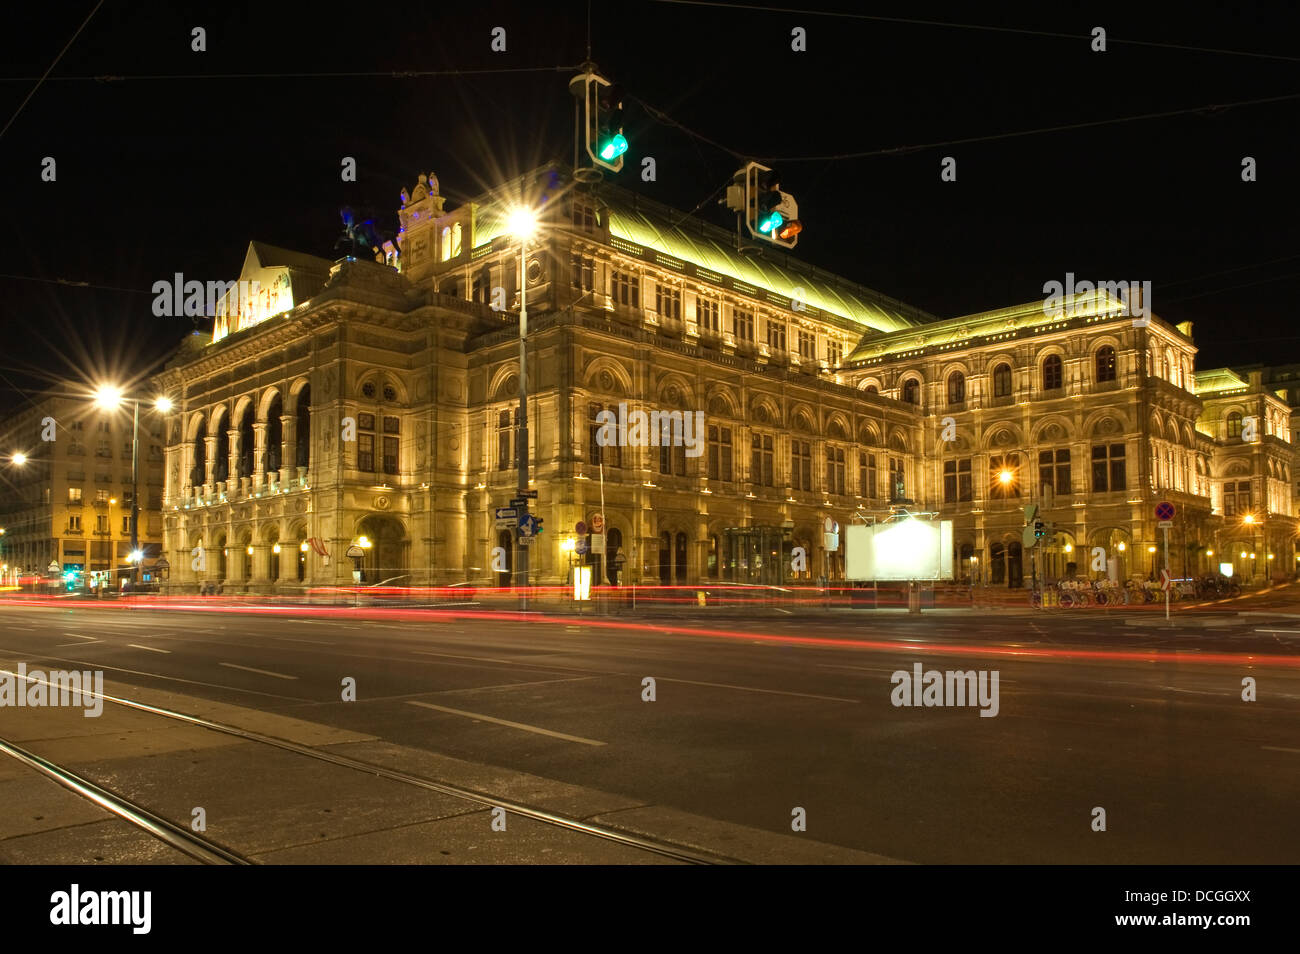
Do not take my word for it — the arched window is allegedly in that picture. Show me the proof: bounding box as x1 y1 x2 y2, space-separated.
659 531 672 585
901 378 920 404
214 416 229 483
1227 412 1243 439
440 227 451 262
234 407 254 479
992 363 1012 397
865 384 878 395
947 371 965 404
675 532 688 583
265 395 283 476
295 385 311 471
190 419 207 487
1095 346 1117 383
1042 354 1063 391
707 534 719 579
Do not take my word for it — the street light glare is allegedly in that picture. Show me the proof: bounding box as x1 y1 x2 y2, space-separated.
94 385 124 409
507 207 538 239
998 469 1013 485
155 396 174 413
12 452 26 466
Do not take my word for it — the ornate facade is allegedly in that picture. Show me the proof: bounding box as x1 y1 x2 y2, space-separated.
152 164 1300 593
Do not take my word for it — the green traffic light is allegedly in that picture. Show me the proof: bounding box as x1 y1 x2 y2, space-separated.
599 133 628 161
758 211 783 234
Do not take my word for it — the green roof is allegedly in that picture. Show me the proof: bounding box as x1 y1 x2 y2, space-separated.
471 166 934 334
1194 368 1249 394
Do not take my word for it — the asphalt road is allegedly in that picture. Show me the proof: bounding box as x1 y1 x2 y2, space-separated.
1 595 1298 863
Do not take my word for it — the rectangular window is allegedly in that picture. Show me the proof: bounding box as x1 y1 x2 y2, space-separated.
659 443 686 477
587 405 621 469
767 319 786 352
68 515 82 532
697 299 720 333
572 202 596 229
611 270 640 307
655 284 682 321
827 341 843 367
384 416 399 434
708 426 733 481
570 254 595 291
1038 449 1071 495
798 330 816 360
358 413 375 431
1091 443 1126 492
96 440 111 457
498 410 512 471
734 309 755 342
95 489 109 504
889 457 905 501
825 447 846 494
859 453 877 498
382 436 399 475
791 440 813 491
96 515 108 533
68 487 82 503
122 516 131 534
944 459 972 503
751 434 774 486
358 434 375 472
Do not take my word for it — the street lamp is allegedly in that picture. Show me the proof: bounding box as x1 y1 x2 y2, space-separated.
11 452 26 466
92 387 172 588
507 205 539 603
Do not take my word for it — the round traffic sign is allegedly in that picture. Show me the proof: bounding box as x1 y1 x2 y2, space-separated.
575 521 587 536
1155 501 1175 521
591 513 604 532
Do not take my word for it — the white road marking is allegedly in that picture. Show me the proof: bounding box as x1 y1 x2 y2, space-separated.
1262 746 1300 754
657 676 859 703
271 636 337 646
55 640 100 647
434 675 598 694
218 662 298 680
61 633 97 640
128 643 171 654
1254 629 1300 634
405 700 606 745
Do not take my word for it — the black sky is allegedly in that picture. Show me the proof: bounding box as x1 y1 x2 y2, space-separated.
1 0 1297 404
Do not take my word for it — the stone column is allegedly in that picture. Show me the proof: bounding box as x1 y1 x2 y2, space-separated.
280 414 296 486
227 429 241 495
252 422 268 491
204 547 223 593
203 434 218 492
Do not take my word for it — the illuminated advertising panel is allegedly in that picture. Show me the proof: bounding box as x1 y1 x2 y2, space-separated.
845 518 954 582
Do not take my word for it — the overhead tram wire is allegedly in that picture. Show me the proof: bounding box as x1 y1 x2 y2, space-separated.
0 65 587 84
628 89 1300 164
0 0 104 142
647 0 1300 65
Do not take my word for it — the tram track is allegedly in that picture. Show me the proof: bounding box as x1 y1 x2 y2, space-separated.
0 669 736 865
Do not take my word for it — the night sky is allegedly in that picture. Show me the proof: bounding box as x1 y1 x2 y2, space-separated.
2 0 1297 405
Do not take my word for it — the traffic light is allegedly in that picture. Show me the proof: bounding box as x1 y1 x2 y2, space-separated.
535 517 544 535
1034 520 1047 539
729 162 802 248
569 69 626 173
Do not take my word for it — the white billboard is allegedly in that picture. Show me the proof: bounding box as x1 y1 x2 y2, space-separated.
845 518 954 582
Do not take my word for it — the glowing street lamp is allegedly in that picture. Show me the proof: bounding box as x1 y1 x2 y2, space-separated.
998 469 1013 485
11 452 27 466
91 387 175 587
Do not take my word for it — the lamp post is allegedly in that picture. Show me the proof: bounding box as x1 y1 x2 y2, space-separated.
94 387 172 589
507 207 538 607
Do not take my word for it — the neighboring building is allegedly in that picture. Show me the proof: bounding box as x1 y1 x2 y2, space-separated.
0 394 165 581
150 163 1300 593
1194 366 1299 582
